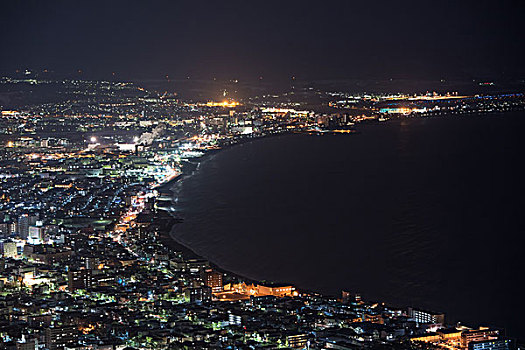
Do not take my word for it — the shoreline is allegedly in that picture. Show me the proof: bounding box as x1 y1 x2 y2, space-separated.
154 109 525 300
111 109 525 344
155 160 278 288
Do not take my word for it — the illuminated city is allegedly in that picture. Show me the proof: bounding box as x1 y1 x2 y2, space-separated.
0 70 523 349
1 1 524 349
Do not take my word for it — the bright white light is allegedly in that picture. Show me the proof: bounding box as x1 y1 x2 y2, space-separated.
133 136 139 143
90 136 97 143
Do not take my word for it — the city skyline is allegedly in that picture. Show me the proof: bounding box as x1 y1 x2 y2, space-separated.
1 1 524 349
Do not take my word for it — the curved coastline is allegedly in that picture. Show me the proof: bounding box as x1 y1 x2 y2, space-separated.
156 143 275 284
155 111 525 341
160 129 380 295
160 111 517 291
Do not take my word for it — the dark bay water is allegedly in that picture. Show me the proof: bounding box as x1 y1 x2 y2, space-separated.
170 112 525 338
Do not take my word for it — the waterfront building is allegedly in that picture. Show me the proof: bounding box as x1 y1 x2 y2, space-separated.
408 307 445 325
469 338 516 350
202 268 223 293
462 328 500 348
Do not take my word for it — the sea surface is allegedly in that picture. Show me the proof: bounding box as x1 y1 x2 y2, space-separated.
170 112 525 339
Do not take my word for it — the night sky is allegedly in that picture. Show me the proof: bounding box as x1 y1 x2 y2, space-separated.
1 0 524 81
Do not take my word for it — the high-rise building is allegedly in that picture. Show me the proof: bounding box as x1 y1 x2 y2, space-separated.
28 225 44 242
341 290 351 303
202 268 223 293
17 214 38 240
45 326 77 350
185 286 212 303
0 223 9 237
17 215 29 240
0 221 17 237
68 269 93 291
1 241 17 258
84 256 99 270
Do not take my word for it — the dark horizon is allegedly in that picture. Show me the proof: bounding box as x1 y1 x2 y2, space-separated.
1 0 524 82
